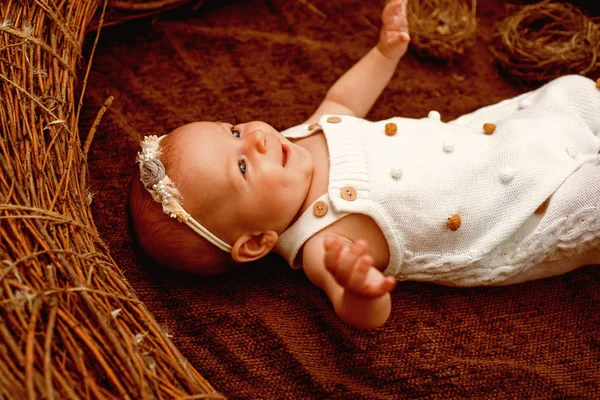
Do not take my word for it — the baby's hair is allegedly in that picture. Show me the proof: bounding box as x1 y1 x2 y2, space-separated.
128 134 232 275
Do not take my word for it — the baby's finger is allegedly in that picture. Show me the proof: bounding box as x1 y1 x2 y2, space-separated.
336 241 368 280
328 241 367 286
324 239 344 272
323 236 338 250
350 240 369 259
380 276 398 294
343 241 369 277
332 246 355 286
383 0 406 21
338 240 368 278
386 31 411 48
364 276 397 297
346 255 373 293
397 32 410 43
383 0 403 12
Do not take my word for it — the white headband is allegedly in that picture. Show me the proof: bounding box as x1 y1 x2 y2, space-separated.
136 135 233 253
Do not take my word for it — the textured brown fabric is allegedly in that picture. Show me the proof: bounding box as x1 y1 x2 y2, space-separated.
80 0 600 398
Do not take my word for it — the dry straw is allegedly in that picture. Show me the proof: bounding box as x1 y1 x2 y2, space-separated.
0 0 221 398
490 0 600 83
407 0 477 61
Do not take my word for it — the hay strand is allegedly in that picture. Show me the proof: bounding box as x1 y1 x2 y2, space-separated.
0 0 223 398
490 0 600 83
407 0 477 61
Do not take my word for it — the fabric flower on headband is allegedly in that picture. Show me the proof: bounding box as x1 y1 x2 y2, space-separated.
136 135 233 252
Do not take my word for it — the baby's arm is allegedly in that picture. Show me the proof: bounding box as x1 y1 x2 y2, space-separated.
302 235 396 329
304 0 410 123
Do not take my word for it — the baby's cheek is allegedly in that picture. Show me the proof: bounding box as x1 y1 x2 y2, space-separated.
276 177 299 192
256 176 283 197
269 182 291 200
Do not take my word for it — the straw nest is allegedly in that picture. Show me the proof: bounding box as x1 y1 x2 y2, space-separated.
407 0 477 61
490 0 600 83
0 0 221 398
90 0 202 31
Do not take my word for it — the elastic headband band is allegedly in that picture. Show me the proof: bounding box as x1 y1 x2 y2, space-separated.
136 135 233 253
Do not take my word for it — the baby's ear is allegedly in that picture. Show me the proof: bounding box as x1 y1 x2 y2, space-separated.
231 231 278 263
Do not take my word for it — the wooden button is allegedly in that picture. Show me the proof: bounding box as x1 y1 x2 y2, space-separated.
340 186 357 201
483 123 496 135
447 214 461 231
385 122 397 136
596 78 600 89
308 123 318 130
534 198 550 214
312 200 328 217
327 116 342 124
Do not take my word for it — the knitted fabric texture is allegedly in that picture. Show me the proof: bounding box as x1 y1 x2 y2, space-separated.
277 75 600 286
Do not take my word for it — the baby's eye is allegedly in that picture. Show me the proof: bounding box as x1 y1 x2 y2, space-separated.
238 159 247 176
231 127 241 138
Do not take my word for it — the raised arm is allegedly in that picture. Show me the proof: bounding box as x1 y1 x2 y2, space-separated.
304 0 410 124
302 234 397 329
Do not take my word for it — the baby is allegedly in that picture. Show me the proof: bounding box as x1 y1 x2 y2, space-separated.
130 0 600 329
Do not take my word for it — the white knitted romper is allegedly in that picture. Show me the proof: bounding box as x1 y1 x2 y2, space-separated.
276 75 600 286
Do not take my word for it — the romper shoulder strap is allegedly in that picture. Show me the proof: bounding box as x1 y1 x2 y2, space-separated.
276 194 348 268
280 123 321 139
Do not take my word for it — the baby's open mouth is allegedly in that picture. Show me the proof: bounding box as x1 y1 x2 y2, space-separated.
282 143 289 167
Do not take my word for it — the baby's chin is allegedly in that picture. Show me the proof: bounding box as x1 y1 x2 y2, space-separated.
299 146 315 179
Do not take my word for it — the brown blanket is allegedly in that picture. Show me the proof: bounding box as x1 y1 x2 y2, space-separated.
80 0 600 397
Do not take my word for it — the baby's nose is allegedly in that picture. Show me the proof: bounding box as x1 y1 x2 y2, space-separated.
249 129 267 153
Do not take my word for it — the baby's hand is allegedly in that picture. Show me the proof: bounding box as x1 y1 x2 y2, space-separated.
378 0 410 60
323 237 397 298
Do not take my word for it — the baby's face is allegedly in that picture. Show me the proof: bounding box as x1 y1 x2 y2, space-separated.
170 121 313 244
